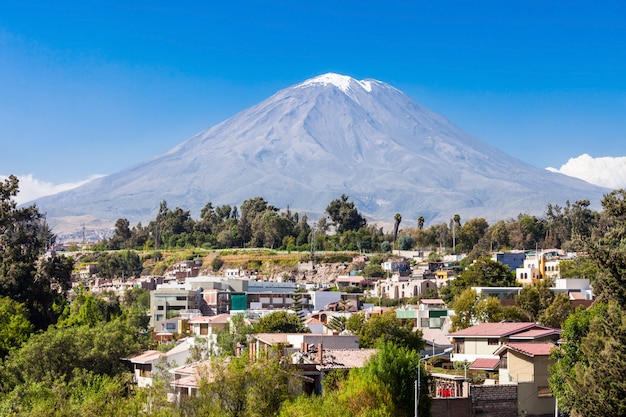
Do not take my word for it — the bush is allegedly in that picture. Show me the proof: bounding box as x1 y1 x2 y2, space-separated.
211 256 224 272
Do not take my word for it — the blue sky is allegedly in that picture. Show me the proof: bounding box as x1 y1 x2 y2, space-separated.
1 1 625 203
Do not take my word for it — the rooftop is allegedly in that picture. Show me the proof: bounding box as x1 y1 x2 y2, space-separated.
449 322 550 338
495 342 556 357
470 358 500 371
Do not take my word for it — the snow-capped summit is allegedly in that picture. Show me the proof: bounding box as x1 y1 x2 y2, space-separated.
297 73 374 93
34 74 607 229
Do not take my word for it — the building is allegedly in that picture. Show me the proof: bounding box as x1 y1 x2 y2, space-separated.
449 322 560 364
492 252 526 272
494 342 557 417
150 285 203 327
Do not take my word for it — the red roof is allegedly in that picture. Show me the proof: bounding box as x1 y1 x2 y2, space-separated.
449 322 550 338
188 313 231 324
496 342 555 357
470 358 500 370
510 328 560 340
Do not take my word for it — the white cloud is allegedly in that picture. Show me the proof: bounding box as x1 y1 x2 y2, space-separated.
546 154 626 189
0 174 104 205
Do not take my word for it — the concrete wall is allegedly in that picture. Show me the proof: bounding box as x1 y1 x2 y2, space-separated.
518 382 555 417
431 397 471 417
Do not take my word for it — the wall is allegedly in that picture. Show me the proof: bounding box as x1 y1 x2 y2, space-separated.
470 384 518 417
518 382 555 417
430 384 518 417
431 397 471 417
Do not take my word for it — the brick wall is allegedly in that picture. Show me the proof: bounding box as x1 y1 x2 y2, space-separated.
431 384 520 417
471 384 518 417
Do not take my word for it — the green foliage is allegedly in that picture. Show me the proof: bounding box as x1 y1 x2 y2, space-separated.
357 310 423 350
447 256 516 300
361 341 422 417
346 312 366 334
255 310 310 334
0 175 73 330
2 318 146 391
211 256 225 272
0 297 33 359
190 354 302 417
280 365 395 417
538 292 572 328
380 241 391 252
0 372 143 417
216 313 255 357
450 289 505 331
326 194 367 234
550 302 626 416
397 234 414 250
96 250 142 279
363 263 384 277
559 257 598 280
449 288 478 331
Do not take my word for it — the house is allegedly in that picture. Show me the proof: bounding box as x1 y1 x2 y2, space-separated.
335 275 366 290
420 327 454 358
494 342 556 417
449 322 560 364
296 347 377 394
168 360 215 402
515 250 568 285
127 337 197 387
128 350 162 388
492 252 526 272
188 313 231 355
149 285 203 327
250 333 359 361
375 278 437 300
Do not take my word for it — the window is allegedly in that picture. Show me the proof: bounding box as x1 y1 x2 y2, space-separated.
157 306 164 310
500 353 508 369
455 341 465 354
537 386 553 398
488 338 499 345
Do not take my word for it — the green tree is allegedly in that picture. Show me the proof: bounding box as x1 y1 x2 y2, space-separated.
449 256 516 299
2 318 146 391
255 310 310 334
538 292 572 328
450 289 506 331
326 194 366 234
550 302 626 416
397 234 414 250
195 353 301 417
0 175 73 330
474 296 504 324
0 296 34 359
360 341 422 417
449 288 478 331
514 280 553 320
357 310 423 350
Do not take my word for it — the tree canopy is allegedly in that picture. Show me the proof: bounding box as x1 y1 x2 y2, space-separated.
0 175 73 330
255 310 310 334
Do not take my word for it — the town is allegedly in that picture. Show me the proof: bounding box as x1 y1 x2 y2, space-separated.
2 175 623 417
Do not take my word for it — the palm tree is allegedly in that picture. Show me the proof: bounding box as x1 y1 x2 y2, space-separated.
393 213 402 243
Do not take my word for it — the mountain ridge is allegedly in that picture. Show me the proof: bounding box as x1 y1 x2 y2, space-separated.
33 73 608 232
